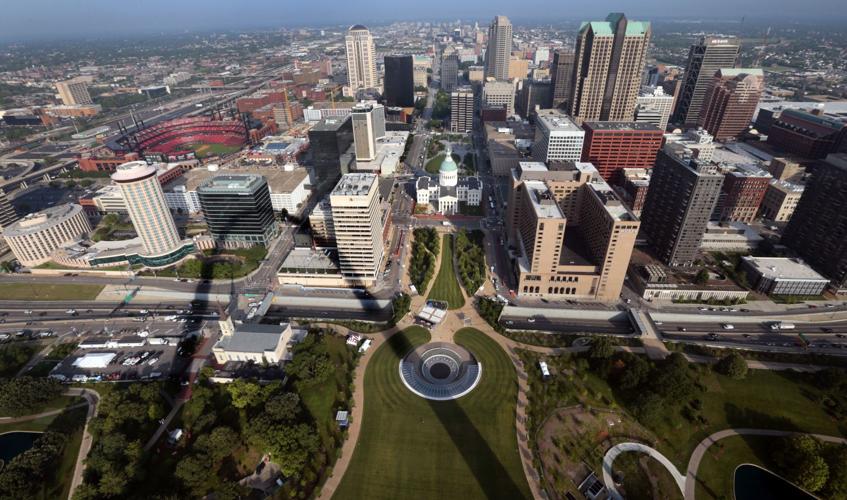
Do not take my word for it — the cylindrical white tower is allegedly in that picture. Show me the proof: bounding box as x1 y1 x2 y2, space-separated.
112 161 181 256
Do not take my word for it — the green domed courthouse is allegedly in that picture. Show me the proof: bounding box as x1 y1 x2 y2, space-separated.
415 145 483 214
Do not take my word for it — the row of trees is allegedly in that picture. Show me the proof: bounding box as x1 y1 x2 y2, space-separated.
409 228 439 291
74 384 167 499
432 90 450 120
0 344 38 377
391 293 411 325
455 230 486 294
0 377 62 416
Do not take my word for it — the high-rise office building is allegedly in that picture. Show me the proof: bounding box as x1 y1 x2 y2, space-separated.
197 175 278 247
441 53 460 92
0 191 19 232
698 68 764 141
640 143 724 267
782 154 847 292
450 87 474 133
485 16 512 80
580 122 664 182
550 50 575 109
345 25 378 91
505 161 640 302
674 37 740 127
330 173 384 283
482 80 515 117
518 79 552 119
308 116 355 187
112 161 181 257
570 13 651 123
55 77 93 106
635 86 674 131
532 109 585 162
383 55 414 107
351 102 386 161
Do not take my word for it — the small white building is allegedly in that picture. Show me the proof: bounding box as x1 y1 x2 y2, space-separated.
213 320 305 364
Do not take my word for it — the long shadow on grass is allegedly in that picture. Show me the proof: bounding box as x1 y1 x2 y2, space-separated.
386 330 528 500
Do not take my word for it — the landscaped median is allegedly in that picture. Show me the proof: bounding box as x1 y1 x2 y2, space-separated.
426 234 465 309
334 326 531 499
0 283 104 301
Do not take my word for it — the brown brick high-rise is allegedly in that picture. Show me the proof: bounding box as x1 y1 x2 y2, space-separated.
698 68 764 141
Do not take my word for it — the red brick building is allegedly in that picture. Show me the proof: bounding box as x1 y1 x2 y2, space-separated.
580 122 664 182
766 108 847 159
78 152 140 172
717 165 772 223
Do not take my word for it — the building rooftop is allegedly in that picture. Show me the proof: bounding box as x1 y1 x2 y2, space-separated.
770 179 805 193
4 203 84 238
279 247 340 274
181 166 308 194
536 110 582 133
580 14 649 37
310 115 351 132
111 160 156 182
583 121 662 132
743 256 829 282
332 172 377 197
727 163 772 179
719 68 764 77
525 180 564 219
197 174 265 193
215 323 292 354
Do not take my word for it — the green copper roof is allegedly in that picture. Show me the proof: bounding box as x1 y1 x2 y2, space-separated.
578 15 649 36
625 21 650 36
439 153 458 173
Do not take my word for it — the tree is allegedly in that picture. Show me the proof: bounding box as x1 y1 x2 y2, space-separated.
391 293 411 325
175 454 213 496
775 435 830 492
265 392 301 422
615 352 651 391
588 336 614 359
714 352 749 380
194 426 240 463
0 377 63 416
263 423 320 477
226 379 263 409
694 269 710 285
823 446 847 498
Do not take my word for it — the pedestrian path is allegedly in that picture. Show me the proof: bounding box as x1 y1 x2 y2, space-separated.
601 442 686 500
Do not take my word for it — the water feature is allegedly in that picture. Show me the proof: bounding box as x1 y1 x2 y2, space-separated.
0 431 42 463
734 464 816 500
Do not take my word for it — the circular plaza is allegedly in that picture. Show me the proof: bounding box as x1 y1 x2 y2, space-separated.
399 341 481 400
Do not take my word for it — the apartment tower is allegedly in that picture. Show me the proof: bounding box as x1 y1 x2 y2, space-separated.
549 50 575 108
674 37 740 127
329 173 384 283
698 68 764 141
640 143 724 267
505 161 640 302
570 13 651 123
450 87 474 133
345 25 378 91
485 16 513 81
782 154 847 292
111 161 181 257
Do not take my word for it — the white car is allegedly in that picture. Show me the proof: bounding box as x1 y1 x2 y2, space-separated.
721 323 735 330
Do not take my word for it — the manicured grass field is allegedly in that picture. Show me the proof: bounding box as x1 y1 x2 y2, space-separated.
185 143 243 158
694 435 775 500
427 235 465 309
424 153 445 174
334 327 530 499
0 283 104 301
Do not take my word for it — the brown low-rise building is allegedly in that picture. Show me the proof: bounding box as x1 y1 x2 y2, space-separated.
758 179 803 222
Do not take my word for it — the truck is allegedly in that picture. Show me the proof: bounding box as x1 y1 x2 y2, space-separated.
769 321 796 331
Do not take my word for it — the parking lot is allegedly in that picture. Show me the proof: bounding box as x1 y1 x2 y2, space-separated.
49 332 193 383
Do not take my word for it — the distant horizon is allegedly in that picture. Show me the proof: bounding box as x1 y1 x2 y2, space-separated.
2 0 846 43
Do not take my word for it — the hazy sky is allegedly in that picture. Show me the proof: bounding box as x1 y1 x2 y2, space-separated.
3 0 846 41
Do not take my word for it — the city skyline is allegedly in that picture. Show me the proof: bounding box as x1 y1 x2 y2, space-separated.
2 0 847 41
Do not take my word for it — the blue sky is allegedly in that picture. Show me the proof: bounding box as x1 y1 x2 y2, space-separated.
2 0 846 40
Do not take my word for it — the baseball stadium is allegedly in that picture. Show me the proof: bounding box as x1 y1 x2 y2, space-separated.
113 116 250 159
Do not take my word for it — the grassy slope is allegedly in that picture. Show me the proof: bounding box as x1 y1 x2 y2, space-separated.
334 327 530 499
426 235 465 309
0 283 103 301
694 435 774 500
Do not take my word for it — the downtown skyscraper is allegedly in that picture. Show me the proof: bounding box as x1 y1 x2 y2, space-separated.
345 25 378 91
485 16 512 81
673 36 741 127
569 13 651 123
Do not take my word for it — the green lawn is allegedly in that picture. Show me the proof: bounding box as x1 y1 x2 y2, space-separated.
694 435 776 500
424 153 445 174
185 142 243 158
0 283 104 301
334 327 531 499
427 235 465 309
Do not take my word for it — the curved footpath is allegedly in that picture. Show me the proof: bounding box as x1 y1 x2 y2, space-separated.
66 388 101 500
602 442 686 500
684 428 847 499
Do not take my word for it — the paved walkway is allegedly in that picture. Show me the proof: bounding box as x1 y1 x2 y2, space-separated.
601 442 686 500
684 428 847 499
0 401 88 423
66 388 101 500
